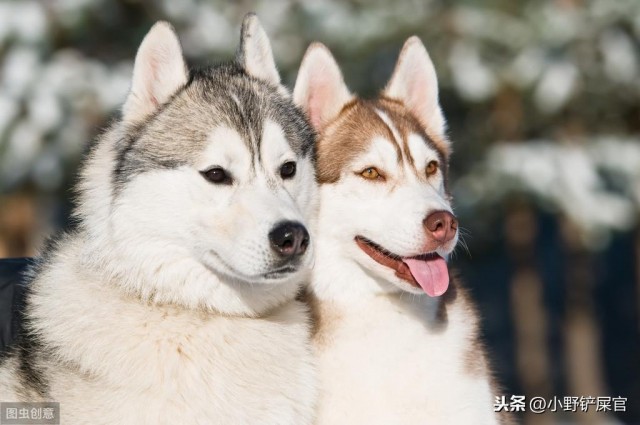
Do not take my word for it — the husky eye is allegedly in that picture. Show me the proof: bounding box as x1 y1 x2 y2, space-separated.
426 160 439 177
280 161 297 179
201 167 232 185
360 167 383 181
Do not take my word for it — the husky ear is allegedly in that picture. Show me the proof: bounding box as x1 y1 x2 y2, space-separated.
236 13 280 86
294 43 353 131
122 22 188 126
384 37 446 139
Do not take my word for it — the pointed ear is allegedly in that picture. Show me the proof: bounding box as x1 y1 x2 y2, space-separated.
122 22 188 126
384 37 446 138
294 43 353 131
236 13 280 85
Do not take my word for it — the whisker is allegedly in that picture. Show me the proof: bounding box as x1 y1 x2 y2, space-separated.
455 236 472 259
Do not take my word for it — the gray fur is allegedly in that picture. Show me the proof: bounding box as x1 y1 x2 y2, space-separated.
0 16 319 423
113 63 315 193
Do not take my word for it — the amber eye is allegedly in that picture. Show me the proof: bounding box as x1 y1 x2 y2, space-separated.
360 167 382 180
426 160 439 177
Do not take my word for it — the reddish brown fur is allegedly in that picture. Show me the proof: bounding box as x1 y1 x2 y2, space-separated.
298 289 341 350
316 97 449 185
307 48 506 421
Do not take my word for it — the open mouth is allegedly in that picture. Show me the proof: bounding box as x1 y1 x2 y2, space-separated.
355 236 449 297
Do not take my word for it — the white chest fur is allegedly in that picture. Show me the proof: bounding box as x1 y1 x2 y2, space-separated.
310 287 500 425
58 302 317 425
12 268 317 425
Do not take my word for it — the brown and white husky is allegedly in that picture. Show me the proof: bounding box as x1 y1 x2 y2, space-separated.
294 38 509 424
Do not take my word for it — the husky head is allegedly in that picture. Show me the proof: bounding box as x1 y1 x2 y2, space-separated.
76 15 317 316
294 38 457 300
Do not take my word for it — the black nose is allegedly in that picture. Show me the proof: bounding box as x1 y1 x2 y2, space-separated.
269 221 310 258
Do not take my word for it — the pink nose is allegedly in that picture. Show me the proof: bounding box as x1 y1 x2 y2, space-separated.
424 211 458 244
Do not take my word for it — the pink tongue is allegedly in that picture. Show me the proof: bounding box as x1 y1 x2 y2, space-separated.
402 256 450 297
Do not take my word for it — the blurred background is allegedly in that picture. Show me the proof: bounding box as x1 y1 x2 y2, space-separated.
0 0 638 423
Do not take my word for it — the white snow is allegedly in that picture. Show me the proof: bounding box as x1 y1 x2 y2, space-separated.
456 139 640 249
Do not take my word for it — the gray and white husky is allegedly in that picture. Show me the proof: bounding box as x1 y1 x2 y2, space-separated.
0 14 318 424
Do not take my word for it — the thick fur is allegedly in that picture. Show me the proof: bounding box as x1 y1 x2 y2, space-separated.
295 39 508 424
0 15 318 424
